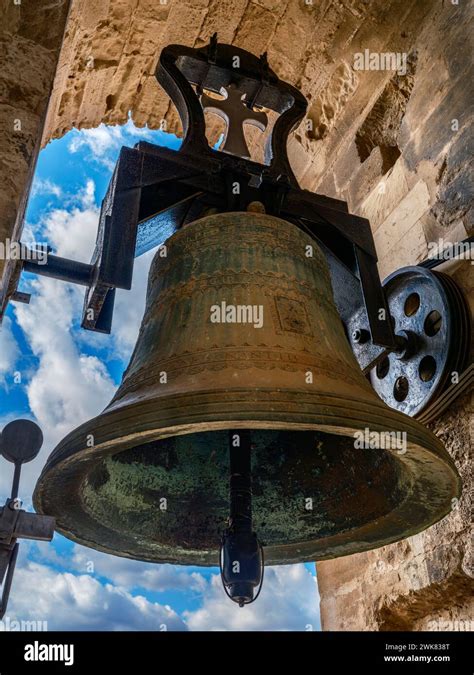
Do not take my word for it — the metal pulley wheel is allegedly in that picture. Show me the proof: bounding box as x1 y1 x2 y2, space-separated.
370 266 471 417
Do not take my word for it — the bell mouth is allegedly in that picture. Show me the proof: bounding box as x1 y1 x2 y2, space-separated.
83 429 405 554
33 398 460 566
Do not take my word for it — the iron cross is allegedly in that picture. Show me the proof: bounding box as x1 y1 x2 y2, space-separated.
200 83 268 159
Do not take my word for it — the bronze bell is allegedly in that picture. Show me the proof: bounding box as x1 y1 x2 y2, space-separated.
33 213 460 568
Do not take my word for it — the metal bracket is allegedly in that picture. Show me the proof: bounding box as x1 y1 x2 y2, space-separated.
0 420 55 619
156 36 307 184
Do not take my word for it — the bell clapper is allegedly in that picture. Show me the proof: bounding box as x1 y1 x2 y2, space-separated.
220 430 264 607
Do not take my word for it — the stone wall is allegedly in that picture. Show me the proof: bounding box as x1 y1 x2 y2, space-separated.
1 0 472 630
0 0 70 298
312 1 474 631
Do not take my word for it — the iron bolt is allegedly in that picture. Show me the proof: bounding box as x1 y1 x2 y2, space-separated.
352 328 369 344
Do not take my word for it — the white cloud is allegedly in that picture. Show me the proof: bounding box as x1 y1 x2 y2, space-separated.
67 119 155 170
29 540 206 595
10 271 116 499
0 315 20 384
25 542 320 631
15 278 115 431
65 545 207 594
184 565 320 631
41 179 99 262
13 183 106 420
111 249 154 359
7 560 186 631
30 177 62 199
68 125 123 170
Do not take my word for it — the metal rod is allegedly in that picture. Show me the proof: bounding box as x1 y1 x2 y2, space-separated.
23 253 94 286
418 236 474 269
0 543 18 621
228 430 252 534
355 245 397 350
10 463 21 501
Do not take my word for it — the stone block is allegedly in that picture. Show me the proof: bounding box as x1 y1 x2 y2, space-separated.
359 158 410 231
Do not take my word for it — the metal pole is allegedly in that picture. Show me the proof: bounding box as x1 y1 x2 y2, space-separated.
23 253 94 286
10 463 21 501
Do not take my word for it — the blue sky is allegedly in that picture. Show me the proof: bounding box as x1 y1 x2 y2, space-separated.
0 119 320 631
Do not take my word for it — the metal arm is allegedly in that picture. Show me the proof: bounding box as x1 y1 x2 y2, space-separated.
0 543 18 621
0 420 55 619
